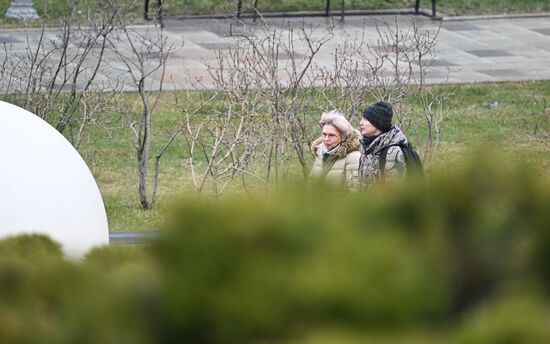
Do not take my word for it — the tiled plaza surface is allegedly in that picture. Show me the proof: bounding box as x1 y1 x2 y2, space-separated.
1 13 550 90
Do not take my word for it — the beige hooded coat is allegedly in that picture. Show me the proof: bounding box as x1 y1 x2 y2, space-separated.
309 129 361 191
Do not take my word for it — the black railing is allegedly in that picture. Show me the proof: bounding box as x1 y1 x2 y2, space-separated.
144 0 438 24
234 0 437 18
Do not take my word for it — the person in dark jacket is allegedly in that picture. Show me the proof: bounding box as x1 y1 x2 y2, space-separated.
358 101 410 188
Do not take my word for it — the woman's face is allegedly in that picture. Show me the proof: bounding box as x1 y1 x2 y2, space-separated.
322 124 343 150
360 117 380 137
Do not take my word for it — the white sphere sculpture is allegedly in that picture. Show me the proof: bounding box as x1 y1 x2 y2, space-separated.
0 101 109 257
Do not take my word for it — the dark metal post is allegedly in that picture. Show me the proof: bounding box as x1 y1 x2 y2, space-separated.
325 0 330 16
158 0 164 28
253 0 258 22
144 0 149 20
237 0 242 18
414 0 437 17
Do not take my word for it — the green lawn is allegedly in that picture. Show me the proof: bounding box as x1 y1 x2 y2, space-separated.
78 81 550 231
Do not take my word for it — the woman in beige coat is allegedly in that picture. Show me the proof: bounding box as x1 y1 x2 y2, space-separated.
310 110 361 191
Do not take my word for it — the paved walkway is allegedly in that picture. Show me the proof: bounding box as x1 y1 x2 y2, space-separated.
2 13 550 90
165 14 550 87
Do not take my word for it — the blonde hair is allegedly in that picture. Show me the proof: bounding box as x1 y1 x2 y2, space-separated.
319 110 353 138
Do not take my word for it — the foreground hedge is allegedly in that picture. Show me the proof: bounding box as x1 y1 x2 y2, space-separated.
1 149 549 343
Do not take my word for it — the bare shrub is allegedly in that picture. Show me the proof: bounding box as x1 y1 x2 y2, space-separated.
0 4 127 150
191 15 448 193
108 20 173 209
324 17 450 168
182 95 266 196
194 19 337 191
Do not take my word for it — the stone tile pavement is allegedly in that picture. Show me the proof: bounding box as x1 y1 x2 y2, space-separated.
1 13 550 90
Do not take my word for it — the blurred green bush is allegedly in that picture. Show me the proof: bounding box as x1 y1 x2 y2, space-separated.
0 237 158 343
1 149 550 343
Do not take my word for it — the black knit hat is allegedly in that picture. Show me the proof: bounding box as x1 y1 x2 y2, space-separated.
362 101 393 132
